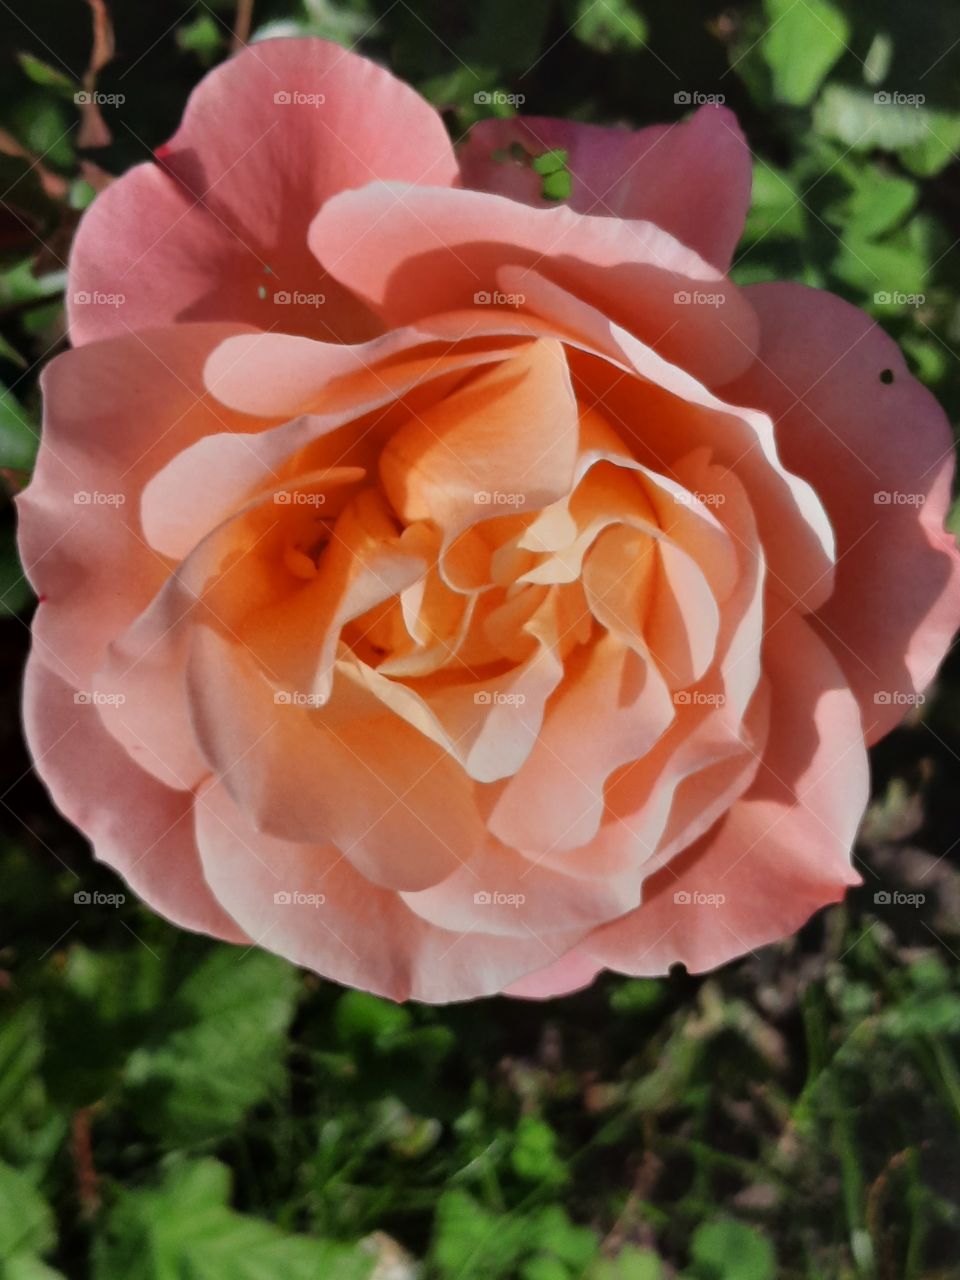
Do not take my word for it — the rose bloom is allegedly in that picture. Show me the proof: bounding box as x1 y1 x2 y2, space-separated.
18 39 960 1001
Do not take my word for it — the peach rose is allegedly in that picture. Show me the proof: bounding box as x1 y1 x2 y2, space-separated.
19 39 960 1002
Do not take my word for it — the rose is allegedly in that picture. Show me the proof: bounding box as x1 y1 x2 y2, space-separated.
19 39 960 1002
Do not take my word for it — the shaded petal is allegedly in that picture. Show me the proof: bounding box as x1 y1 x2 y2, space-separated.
583 613 866 975
68 38 458 344
309 182 759 387
23 655 245 942
725 282 960 742
186 627 484 892
194 781 568 1003
458 105 752 270
16 324 259 691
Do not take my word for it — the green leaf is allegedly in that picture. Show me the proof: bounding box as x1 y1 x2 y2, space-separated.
530 149 572 201
16 54 76 97
529 1206 596 1269
7 98 74 170
511 1115 568 1185
740 162 805 247
588 1247 663 1280
825 162 917 241
4 1259 69 1280
175 14 224 65
609 978 666 1015
0 384 38 470
432 1191 530 1280
92 1157 373 1280
762 0 850 106
688 1220 776 1280
124 948 299 1143
0 529 32 619
814 85 960 177
0 1163 55 1262
334 990 412 1049
570 0 647 53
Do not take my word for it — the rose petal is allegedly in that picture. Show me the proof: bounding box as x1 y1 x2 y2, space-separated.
725 282 960 742
458 104 752 271
309 182 760 387
68 38 458 345
23 656 245 942
583 612 866 975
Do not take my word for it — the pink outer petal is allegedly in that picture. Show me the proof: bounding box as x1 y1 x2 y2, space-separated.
193 781 585 1004
308 183 760 388
16 323 259 692
504 951 605 1000
67 37 458 346
725 282 960 742
457 105 752 271
582 611 867 976
23 654 247 943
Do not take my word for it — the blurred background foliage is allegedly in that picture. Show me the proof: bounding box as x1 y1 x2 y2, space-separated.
2 0 960 1276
